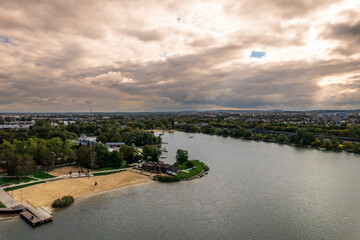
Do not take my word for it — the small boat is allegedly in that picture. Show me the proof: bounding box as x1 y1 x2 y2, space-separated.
162 148 168 152
189 136 193 138
160 156 167 159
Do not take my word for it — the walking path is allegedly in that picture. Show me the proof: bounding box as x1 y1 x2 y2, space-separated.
0 189 20 208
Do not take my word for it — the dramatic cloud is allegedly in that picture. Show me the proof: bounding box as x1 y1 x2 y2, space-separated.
0 0 359 112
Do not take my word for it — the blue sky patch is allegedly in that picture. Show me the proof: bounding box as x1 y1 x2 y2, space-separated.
250 51 265 58
1 37 10 43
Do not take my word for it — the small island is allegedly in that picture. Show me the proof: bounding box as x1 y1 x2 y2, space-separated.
141 149 209 182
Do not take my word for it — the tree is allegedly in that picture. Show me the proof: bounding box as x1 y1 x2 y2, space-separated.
322 139 332 149
222 129 229 136
96 134 107 143
244 129 253 139
277 134 287 143
110 150 123 167
76 146 92 169
63 139 76 163
142 145 161 162
255 134 263 141
176 149 189 164
43 148 55 174
342 141 353 150
120 145 137 164
201 125 215 134
18 154 36 177
232 128 244 138
47 137 63 164
95 143 110 167
294 128 315 145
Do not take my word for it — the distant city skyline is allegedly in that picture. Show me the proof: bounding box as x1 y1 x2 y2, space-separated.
0 0 359 112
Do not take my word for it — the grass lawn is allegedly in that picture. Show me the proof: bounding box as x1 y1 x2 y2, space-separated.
93 170 126 176
4 181 45 192
32 170 56 179
0 177 34 187
94 162 127 171
176 160 204 179
0 201 6 208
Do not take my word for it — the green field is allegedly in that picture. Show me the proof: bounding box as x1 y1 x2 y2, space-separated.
93 170 126 176
4 181 45 191
94 162 127 171
176 160 205 180
32 170 56 179
0 177 34 186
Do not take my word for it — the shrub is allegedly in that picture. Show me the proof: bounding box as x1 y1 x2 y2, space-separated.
52 195 75 208
255 134 263 141
185 161 194 168
203 165 209 172
155 175 180 182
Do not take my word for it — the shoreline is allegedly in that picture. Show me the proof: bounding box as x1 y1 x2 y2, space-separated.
74 181 154 207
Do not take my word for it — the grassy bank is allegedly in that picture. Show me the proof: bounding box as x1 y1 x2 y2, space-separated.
92 170 126 176
4 181 45 192
156 160 206 182
94 162 127 171
176 160 205 179
32 170 55 179
0 177 33 187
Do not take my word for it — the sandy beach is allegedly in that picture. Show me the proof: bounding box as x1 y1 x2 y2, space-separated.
8 171 152 209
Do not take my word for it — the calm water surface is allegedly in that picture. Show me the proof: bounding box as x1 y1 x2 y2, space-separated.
1 132 360 240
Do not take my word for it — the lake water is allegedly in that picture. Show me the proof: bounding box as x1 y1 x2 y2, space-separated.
1 132 360 240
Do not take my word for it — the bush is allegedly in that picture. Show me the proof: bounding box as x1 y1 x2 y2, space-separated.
255 134 263 141
203 165 209 172
185 161 194 168
155 175 180 182
52 195 75 208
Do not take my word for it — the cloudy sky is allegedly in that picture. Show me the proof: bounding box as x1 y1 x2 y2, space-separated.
0 0 359 112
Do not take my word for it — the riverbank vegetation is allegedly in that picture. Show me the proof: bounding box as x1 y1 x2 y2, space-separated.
177 122 360 154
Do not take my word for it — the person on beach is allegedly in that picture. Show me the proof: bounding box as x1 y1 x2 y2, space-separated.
94 182 97 186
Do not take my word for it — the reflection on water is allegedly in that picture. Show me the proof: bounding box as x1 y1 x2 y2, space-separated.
2 132 360 240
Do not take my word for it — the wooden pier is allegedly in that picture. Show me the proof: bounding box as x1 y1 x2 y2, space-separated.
20 204 53 227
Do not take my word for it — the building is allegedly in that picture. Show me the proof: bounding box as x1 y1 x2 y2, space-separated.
106 142 125 149
141 161 172 172
76 133 97 147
